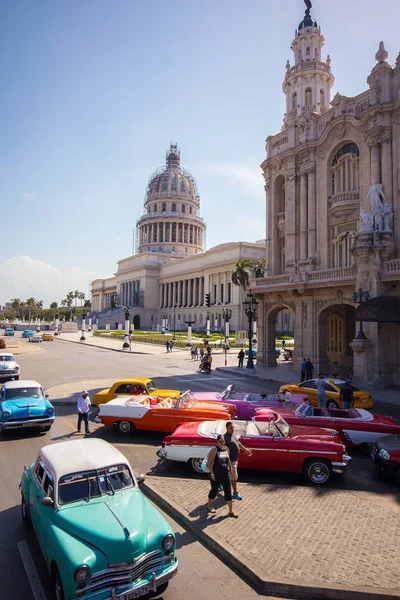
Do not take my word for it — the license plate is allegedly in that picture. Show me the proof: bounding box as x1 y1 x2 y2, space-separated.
121 583 152 600
22 423 39 428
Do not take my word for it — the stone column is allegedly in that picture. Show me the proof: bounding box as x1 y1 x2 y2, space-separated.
371 144 381 182
285 169 296 268
307 166 316 262
160 284 163 309
200 277 204 305
300 172 308 261
381 134 393 208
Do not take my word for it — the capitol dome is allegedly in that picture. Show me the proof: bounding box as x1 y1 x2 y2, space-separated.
298 0 317 30
136 143 206 256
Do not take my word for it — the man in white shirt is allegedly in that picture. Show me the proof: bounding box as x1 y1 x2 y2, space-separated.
77 390 91 435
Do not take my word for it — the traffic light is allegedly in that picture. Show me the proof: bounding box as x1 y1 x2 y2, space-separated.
205 293 211 308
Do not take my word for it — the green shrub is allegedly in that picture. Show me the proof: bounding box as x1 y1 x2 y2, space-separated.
0 339 6 349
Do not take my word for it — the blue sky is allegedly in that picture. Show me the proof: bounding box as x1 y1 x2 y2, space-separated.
1 0 399 306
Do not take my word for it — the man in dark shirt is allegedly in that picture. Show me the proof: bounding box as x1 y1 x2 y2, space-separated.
224 421 252 500
305 358 314 381
339 381 354 410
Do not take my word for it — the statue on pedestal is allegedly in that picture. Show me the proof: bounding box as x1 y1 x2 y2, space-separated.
359 207 374 233
359 180 393 234
383 203 393 232
365 179 386 213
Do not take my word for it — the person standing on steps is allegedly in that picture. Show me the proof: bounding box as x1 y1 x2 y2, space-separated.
224 421 252 500
206 435 238 518
237 348 245 368
300 357 306 383
305 357 314 381
77 391 91 436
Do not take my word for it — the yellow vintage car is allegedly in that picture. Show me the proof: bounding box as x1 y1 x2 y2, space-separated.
42 332 54 341
279 379 373 410
92 378 181 407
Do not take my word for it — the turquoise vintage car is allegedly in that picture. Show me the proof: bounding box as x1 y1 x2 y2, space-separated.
20 439 178 600
4 327 15 336
1 380 55 432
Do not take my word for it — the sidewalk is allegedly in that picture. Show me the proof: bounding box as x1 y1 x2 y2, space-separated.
142 475 400 600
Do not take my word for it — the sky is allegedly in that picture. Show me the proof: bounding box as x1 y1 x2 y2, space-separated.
1 0 400 307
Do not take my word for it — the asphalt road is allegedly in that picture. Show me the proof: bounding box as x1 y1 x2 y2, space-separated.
2 339 400 600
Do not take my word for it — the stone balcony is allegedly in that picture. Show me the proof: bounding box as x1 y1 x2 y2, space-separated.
254 266 356 292
381 258 400 279
328 190 360 218
285 61 331 80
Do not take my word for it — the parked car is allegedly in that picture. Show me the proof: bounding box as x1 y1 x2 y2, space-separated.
21 330 34 338
192 385 307 420
283 348 293 361
42 331 54 341
95 390 235 435
20 438 178 600
157 410 351 484
93 377 181 406
256 402 400 449
29 333 43 343
4 328 14 336
0 352 20 381
370 434 400 484
279 379 373 410
0 379 54 432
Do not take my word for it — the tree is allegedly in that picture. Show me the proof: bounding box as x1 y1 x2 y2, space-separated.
78 291 85 306
84 299 91 309
50 302 58 309
26 298 37 322
10 298 21 315
231 259 253 290
61 291 74 309
74 290 79 307
36 300 44 310
253 258 266 279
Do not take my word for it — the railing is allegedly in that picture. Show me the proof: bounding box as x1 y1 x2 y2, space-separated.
287 109 297 119
381 259 400 275
271 136 288 149
307 267 356 281
137 212 205 224
328 191 360 209
254 266 356 288
302 104 316 114
255 274 291 287
285 61 331 79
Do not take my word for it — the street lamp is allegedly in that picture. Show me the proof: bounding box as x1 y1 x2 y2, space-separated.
88 314 92 333
243 292 258 369
80 311 86 342
173 304 177 341
223 307 232 366
36 314 41 333
122 307 130 351
352 288 370 340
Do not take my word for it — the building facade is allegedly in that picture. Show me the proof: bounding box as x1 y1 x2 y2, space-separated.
255 2 400 388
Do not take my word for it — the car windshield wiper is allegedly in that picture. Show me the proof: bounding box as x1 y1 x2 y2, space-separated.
106 475 115 495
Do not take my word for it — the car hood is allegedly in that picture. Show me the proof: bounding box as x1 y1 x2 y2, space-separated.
54 489 169 565
0 361 17 370
4 397 47 410
155 389 181 398
375 433 400 451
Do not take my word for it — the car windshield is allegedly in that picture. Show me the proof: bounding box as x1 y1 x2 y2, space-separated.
176 390 198 409
294 402 311 417
334 382 361 392
274 415 291 438
58 464 134 505
146 381 156 393
4 387 42 400
0 356 13 362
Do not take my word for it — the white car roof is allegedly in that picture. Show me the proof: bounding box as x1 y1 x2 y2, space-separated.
40 439 129 480
3 379 39 388
0 353 15 358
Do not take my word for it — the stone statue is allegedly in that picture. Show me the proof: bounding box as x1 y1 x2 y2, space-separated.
365 179 387 213
359 207 374 233
383 203 393 232
374 203 384 232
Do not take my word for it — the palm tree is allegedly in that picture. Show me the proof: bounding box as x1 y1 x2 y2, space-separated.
26 298 37 322
74 290 79 307
231 259 253 290
11 298 21 316
253 258 266 279
78 291 85 306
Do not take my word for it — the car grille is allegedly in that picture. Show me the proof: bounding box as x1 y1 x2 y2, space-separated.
80 550 164 595
10 416 47 422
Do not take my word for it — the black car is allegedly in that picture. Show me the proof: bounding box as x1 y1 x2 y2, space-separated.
371 433 400 484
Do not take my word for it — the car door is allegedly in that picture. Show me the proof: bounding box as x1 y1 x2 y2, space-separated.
298 380 318 403
29 460 51 559
113 384 133 399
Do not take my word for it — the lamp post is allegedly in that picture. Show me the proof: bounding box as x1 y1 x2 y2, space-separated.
206 311 211 338
88 315 92 333
173 304 177 342
243 292 258 370
54 312 59 336
185 320 195 347
80 311 86 342
223 308 232 366
122 307 130 351
352 288 370 340
36 314 41 333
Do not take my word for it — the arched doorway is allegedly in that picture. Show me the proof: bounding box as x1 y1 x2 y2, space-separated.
133 315 141 330
317 304 355 376
265 305 296 366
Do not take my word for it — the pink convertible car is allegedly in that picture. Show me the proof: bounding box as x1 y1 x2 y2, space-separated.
191 385 307 420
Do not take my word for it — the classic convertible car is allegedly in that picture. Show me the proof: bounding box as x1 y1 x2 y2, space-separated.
93 378 181 406
20 439 178 600
95 391 235 435
256 402 400 448
279 379 373 410
192 385 307 419
157 410 351 485
0 379 55 432
0 352 20 381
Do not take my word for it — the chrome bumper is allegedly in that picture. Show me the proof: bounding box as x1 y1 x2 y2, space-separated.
332 454 352 474
1 416 55 430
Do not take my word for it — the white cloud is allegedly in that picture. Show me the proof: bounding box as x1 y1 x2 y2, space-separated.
191 161 264 199
0 256 105 307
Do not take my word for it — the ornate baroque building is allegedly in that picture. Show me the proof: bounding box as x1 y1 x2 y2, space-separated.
255 1 400 388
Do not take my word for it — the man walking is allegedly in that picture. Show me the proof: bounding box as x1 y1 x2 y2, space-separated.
305 357 314 381
340 381 354 410
224 421 252 500
315 374 327 408
237 348 245 369
166 340 170 353
77 390 91 436
300 357 306 382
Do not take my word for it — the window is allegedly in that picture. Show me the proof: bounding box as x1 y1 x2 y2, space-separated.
320 89 325 106
35 460 45 483
189 206 193 214
180 177 185 192
330 222 357 268
171 174 177 191
327 314 344 356
161 178 168 192
330 143 360 197
162 203 166 212
172 203 176 212
181 204 186 213
58 465 134 505
115 384 132 394
306 46 310 56
305 88 312 106
172 223 176 242
153 204 157 212
43 472 54 498
292 92 297 111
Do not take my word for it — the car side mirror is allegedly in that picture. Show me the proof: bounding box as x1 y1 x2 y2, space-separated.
137 474 146 485
41 497 54 507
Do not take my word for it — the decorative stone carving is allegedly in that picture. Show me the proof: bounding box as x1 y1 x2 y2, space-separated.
359 207 374 233
317 150 326 159
285 301 296 313
359 180 393 234
315 299 330 313
302 302 308 326
369 113 384 129
277 295 283 306
336 290 343 304
383 203 393 232
285 172 296 182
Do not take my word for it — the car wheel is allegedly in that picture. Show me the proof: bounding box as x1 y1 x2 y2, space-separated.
52 565 65 600
326 399 339 409
190 458 204 474
21 495 31 526
284 356 290 361
148 582 169 598
117 420 135 435
304 459 332 485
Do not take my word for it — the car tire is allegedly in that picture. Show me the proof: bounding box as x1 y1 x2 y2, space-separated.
148 582 169 598
284 356 290 361
326 400 339 409
117 420 135 435
190 458 205 474
52 565 65 600
303 458 332 485
21 495 31 526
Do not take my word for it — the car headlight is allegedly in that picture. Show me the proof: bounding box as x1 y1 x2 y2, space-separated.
378 448 390 460
162 534 175 553
46 407 54 414
74 565 90 583
2 411 10 419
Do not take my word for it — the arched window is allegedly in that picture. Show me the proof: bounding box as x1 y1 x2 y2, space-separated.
181 204 186 213
171 174 177 191
172 203 176 212
306 46 310 56
161 178 168 192
162 202 166 212
305 88 312 106
189 206 193 214
180 177 185 192
327 313 344 358
320 89 325 107
153 204 157 212
330 223 357 268
292 92 297 111
330 142 360 197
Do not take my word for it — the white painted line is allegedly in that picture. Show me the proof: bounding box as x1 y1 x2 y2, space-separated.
17 540 48 600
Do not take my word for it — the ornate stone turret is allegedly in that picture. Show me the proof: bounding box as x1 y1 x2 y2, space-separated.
367 41 393 104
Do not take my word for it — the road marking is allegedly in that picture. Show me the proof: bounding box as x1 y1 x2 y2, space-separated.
18 540 48 600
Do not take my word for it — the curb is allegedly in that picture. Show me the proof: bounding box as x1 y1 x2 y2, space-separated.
141 479 400 600
54 337 151 355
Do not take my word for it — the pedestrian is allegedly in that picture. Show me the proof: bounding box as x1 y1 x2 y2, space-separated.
77 390 91 436
300 357 306 382
305 357 314 381
340 380 354 410
170 340 174 352
237 348 245 368
200 346 204 360
281 339 286 349
191 345 196 360
206 434 238 518
195 346 199 360
224 421 252 500
166 340 170 353
347 368 354 383
331 361 338 378
128 329 132 352
314 373 327 408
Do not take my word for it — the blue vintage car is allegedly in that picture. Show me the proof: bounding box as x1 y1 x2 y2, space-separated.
4 328 15 336
21 329 34 338
20 439 178 600
0 379 55 432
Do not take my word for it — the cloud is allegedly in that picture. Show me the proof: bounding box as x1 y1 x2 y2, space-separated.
191 161 264 199
0 256 105 307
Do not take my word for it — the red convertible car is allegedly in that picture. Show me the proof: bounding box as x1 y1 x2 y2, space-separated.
157 410 351 485
255 402 400 449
